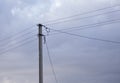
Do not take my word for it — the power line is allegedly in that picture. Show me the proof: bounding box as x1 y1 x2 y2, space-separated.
48 18 120 35
0 25 36 43
1 17 120 48
1 4 120 44
43 26 120 44
45 9 120 25
58 18 120 31
0 19 120 53
0 4 120 55
0 34 37 55
1 17 119 49
1 15 118 47
45 37 58 83
0 36 37 56
43 4 120 24
0 33 36 50
44 4 120 23
0 30 37 48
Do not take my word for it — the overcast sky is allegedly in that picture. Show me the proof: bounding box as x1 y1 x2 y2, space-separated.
0 0 120 83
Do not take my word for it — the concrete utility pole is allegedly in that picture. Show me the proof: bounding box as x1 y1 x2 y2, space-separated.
37 24 43 83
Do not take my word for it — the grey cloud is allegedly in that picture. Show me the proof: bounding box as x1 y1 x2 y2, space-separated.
0 0 120 83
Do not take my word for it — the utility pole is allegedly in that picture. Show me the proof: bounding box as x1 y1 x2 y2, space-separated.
37 24 43 83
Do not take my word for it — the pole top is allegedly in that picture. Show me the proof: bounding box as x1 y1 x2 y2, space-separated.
37 24 43 27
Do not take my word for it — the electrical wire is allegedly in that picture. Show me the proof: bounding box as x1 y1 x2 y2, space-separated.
48 18 120 35
1 4 120 44
0 33 36 51
45 37 58 83
43 4 120 24
43 26 120 44
1 16 120 48
0 25 36 45
45 9 120 25
1 4 120 45
1 17 120 54
1 4 120 55
0 33 37 55
0 30 37 48
2 15 119 47
0 36 37 56
57 18 120 31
